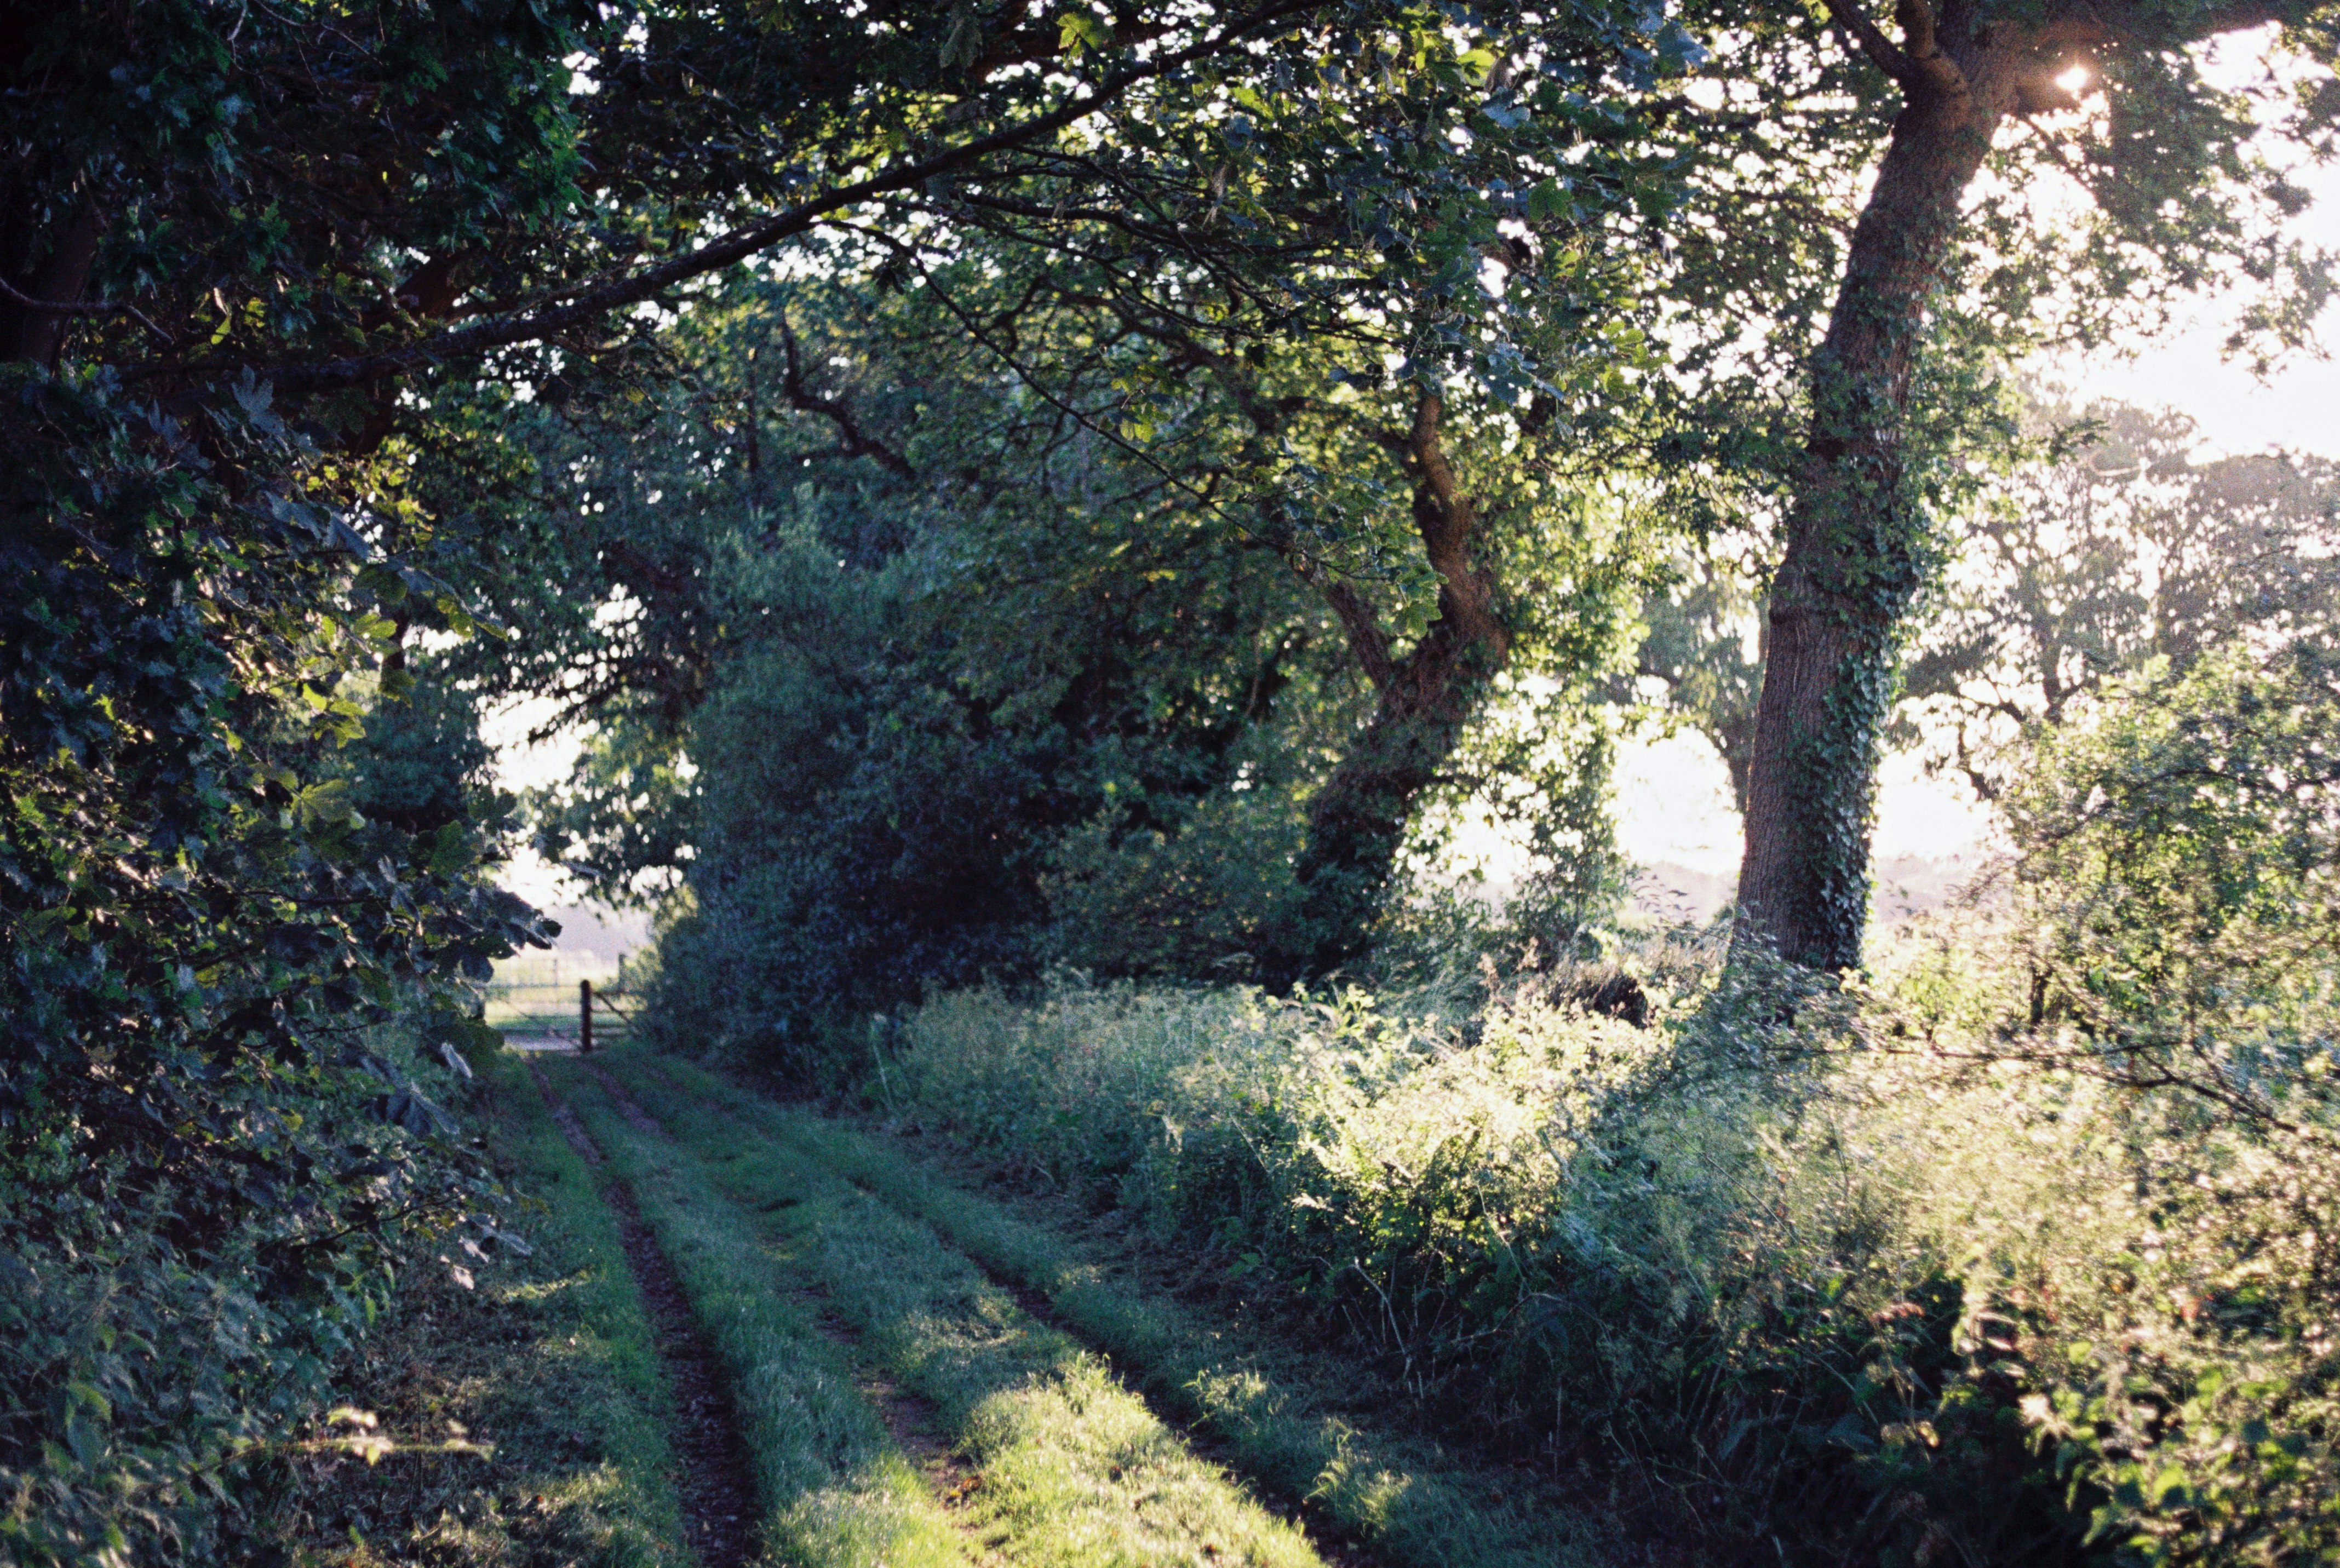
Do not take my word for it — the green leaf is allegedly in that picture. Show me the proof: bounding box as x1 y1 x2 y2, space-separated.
1057 9 1110 55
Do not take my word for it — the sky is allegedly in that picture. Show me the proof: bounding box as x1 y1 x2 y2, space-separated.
496 32 2340 912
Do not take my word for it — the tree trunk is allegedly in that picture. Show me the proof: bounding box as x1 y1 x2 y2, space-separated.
1283 394 1511 980
1735 31 2010 969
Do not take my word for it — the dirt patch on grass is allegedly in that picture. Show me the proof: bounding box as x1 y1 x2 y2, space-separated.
528 1060 759 1568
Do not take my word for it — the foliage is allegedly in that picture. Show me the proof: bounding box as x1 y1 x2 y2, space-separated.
1622 391 2340 829
596 282 1360 1061
1902 399 2340 797
2 2 596 1553
1614 544 1768 814
16 0 2340 1558
1993 640 2340 1125
480 0 1717 999
0 365 537 1564
0 1021 498 1565
542 254 1651 1062
1630 0 2340 968
5 1 1710 1550
886 637 2340 1561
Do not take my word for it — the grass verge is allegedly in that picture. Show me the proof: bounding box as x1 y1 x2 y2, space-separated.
254 1048 691 1567
553 1055 1331 1568
600 1050 1618 1568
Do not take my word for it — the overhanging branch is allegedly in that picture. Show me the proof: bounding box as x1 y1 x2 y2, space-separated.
1821 0 1920 86
187 0 1329 397
776 315 914 476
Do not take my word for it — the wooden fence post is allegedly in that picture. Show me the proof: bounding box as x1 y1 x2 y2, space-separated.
580 978 594 1054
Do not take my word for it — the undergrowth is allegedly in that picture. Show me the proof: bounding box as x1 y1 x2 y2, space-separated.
0 1019 518 1567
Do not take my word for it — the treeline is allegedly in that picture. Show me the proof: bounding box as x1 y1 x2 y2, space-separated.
5 0 2339 1563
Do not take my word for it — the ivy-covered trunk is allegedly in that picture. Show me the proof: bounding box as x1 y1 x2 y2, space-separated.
1736 30 2010 970
1286 394 1511 979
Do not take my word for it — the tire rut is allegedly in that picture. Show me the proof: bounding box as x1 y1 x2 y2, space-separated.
624 1061 1378 1568
525 1059 760 1568
575 1061 1007 1561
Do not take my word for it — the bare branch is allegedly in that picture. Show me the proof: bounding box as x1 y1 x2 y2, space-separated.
776 315 914 477
1820 0 1920 86
1 275 174 346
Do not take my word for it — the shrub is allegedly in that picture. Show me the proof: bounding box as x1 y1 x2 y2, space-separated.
0 1019 498 1565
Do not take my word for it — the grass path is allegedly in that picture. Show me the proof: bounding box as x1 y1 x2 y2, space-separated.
587 1049 1621 1568
540 1053 1334 1568
534 1059 976 1568
526 1058 764 1567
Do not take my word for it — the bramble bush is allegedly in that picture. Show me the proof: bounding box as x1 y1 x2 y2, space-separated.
886 644 2340 1564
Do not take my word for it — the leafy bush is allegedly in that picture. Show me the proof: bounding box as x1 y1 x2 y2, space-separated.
635 486 1357 1076
0 1021 499 1565
3 7 570 1542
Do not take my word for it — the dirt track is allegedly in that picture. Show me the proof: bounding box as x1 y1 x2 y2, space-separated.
527 1060 760 1568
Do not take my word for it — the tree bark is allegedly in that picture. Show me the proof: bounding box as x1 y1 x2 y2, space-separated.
1283 393 1511 980
1735 7 2016 969
1736 0 2304 968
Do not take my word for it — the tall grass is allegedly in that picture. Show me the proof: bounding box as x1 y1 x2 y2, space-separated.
890 938 2340 1562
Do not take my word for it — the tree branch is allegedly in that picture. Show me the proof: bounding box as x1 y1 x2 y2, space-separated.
0 275 173 346
1404 393 1508 654
1318 578 1397 691
203 0 1328 397
1821 0 1920 86
775 315 914 476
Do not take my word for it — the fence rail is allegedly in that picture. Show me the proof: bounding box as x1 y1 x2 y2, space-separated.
482 977 635 1050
